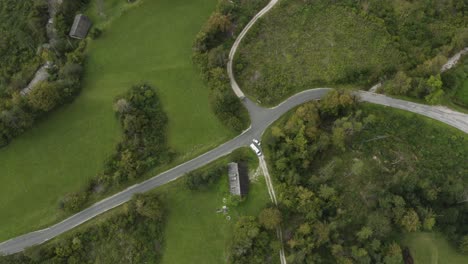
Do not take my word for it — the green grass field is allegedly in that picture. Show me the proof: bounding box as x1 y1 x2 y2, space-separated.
235 0 401 105
160 169 270 264
0 0 233 241
402 233 468 264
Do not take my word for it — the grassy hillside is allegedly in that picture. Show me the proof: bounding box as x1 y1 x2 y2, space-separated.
235 0 466 105
235 1 401 105
0 0 232 241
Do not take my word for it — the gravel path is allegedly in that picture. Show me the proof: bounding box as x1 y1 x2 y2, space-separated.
441 47 468 72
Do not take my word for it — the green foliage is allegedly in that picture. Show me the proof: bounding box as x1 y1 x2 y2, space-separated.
258 207 282 230
0 0 48 91
264 101 468 261
442 56 468 108
60 192 87 213
0 0 89 147
99 85 169 186
0 192 166 264
184 164 225 190
192 0 269 132
384 71 412 95
27 81 61 112
229 216 278 263
425 74 445 104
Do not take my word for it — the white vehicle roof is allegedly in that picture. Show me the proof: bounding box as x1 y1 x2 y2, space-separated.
250 143 262 155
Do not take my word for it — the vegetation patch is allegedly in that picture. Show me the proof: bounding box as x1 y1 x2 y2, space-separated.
263 90 468 262
443 56 468 108
0 0 91 146
235 0 466 105
0 192 166 264
0 0 48 95
193 0 270 131
60 84 170 213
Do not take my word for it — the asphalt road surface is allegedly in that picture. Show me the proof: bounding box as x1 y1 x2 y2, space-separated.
2 0 468 256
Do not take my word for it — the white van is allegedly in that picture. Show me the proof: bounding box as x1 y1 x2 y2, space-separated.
250 143 262 156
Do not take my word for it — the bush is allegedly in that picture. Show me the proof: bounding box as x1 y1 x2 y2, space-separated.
185 165 225 190
90 27 102 39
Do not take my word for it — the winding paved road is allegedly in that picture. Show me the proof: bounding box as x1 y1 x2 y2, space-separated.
1 0 468 256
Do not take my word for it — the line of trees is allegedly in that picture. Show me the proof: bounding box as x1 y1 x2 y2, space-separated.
0 192 166 264
192 0 269 132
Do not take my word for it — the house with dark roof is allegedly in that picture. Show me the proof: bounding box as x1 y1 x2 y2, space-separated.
228 162 249 197
69 14 92 39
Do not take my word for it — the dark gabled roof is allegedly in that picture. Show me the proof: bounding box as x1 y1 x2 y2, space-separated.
69 14 92 39
228 162 249 196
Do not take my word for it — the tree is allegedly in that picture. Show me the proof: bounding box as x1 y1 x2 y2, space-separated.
385 71 412 95
400 209 421 232
383 242 403 264
321 89 356 117
356 226 373 241
133 193 164 220
258 207 282 230
425 74 444 105
27 81 60 112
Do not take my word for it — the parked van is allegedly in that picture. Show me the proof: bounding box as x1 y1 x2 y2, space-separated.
250 143 262 156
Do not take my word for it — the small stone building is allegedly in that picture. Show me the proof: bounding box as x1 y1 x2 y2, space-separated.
69 14 92 39
228 162 248 197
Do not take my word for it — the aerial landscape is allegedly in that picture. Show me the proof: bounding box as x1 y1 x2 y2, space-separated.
0 0 467 263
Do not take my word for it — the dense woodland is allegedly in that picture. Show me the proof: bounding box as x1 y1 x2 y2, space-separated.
253 90 468 263
0 192 166 264
0 0 48 94
193 0 270 132
0 0 90 147
60 84 170 213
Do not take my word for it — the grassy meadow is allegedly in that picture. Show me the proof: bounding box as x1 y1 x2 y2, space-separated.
0 0 232 241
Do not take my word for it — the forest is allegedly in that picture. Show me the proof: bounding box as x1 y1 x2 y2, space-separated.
258 90 468 263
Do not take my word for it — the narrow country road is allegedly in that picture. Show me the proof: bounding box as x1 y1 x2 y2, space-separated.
2 0 468 256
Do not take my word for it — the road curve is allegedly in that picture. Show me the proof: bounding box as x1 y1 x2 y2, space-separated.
227 0 279 98
2 0 468 256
